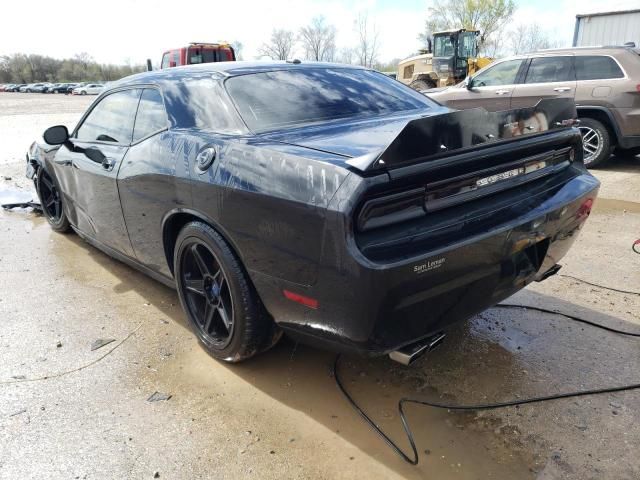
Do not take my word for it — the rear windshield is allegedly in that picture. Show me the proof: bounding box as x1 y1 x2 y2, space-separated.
225 68 433 132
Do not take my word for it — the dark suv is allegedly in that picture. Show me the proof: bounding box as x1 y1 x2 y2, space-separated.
427 46 640 167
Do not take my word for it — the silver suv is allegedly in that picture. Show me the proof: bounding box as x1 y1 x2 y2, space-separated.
427 46 640 167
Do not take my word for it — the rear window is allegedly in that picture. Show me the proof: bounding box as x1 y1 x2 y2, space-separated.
225 68 433 132
575 56 624 80
525 56 574 83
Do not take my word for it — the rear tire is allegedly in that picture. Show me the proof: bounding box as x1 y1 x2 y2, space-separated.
174 221 280 362
35 167 71 233
578 118 611 168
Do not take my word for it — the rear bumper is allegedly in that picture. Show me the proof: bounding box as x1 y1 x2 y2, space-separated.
253 169 599 355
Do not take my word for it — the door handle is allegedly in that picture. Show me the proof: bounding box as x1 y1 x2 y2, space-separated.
553 87 572 92
495 89 510 95
101 158 116 171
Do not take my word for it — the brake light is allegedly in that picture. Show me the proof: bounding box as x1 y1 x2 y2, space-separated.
283 290 318 309
636 84 640 93
576 198 594 219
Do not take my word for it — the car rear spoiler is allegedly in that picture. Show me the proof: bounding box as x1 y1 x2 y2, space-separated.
346 98 579 171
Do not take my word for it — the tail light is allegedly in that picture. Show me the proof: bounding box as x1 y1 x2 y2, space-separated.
576 198 594 220
357 188 426 231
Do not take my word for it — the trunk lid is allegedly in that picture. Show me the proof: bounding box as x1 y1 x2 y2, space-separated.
263 98 578 172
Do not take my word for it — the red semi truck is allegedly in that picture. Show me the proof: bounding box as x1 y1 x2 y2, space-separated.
160 42 236 69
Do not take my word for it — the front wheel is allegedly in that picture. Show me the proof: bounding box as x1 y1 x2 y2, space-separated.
35 167 71 232
174 222 280 362
578 118 612 168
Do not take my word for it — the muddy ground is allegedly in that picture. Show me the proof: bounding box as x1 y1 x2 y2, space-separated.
0 93 639 479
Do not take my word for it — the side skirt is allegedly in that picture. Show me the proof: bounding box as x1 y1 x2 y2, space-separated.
72 227 176 290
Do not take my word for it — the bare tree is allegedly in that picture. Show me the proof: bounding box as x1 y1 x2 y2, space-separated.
73 52 94 70
354 12 380 68
0 52 144 83
258 29 296 60
299 16 336 61
509 23 559 54
338 47 357 65
420 0 516 49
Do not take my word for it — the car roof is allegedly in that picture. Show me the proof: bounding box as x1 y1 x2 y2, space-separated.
532 46 637 56
111 60 368 88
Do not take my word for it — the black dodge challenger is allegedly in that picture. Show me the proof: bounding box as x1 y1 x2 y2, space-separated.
27 62 599 362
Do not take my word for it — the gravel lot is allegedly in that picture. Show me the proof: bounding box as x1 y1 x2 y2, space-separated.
0 92 639 479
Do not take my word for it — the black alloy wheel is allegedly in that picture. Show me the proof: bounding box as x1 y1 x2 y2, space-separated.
35 167 70 232
180 240 235 348
174 222 280 362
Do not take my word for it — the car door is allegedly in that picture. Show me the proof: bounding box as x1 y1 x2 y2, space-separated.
446 58 526 112
510 55 576 109
117 87 190 276
51 88 142 257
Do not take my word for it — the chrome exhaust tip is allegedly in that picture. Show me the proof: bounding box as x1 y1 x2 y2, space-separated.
389 332 446 366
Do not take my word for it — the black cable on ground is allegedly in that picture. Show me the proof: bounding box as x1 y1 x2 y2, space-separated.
559 274 640 296
334 304 640 465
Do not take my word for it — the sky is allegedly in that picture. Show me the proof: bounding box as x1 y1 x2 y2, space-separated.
2 0 639 65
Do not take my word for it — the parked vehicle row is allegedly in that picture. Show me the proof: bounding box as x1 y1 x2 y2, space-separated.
0 82 105 95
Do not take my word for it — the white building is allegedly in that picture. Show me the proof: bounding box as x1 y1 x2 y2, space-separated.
573 9 640 48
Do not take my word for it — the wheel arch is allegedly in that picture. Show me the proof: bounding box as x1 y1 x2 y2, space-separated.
161 208 245 277
576 106 621 146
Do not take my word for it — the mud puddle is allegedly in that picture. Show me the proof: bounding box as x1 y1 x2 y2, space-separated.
593 197 640 215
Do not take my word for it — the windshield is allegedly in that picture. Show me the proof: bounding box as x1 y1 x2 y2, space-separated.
225 68 433 132
434 35 454 57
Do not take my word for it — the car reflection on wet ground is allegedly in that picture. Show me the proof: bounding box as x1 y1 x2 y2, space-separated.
0 92 639 479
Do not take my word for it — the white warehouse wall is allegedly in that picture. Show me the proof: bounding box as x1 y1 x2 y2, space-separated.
574 10 640 47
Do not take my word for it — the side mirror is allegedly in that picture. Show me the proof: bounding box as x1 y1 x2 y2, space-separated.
465 77 474 90
43 125 69 145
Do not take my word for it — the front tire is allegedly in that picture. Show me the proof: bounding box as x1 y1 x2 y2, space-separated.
174 222 279 362
80 91 86 95
35 167 71 233
579 118 612 168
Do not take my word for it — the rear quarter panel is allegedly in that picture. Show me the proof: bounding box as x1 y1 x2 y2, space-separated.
190 138 350 286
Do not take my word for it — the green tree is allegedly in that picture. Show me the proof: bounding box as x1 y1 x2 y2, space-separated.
419 0 516 50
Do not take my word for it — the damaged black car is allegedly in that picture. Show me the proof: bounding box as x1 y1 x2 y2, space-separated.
26 62 599 362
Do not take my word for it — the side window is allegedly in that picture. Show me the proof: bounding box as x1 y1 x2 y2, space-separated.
403 64 414 79
172 51 179 67
575 56 624 80
75 89 141 143
473 59 523 87
525 56 574 84
161 53 170 69
133 89 168 142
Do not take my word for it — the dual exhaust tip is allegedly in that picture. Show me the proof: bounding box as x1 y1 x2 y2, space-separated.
389 332 446 366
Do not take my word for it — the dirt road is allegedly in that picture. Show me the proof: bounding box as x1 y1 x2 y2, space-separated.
1 92 639 479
